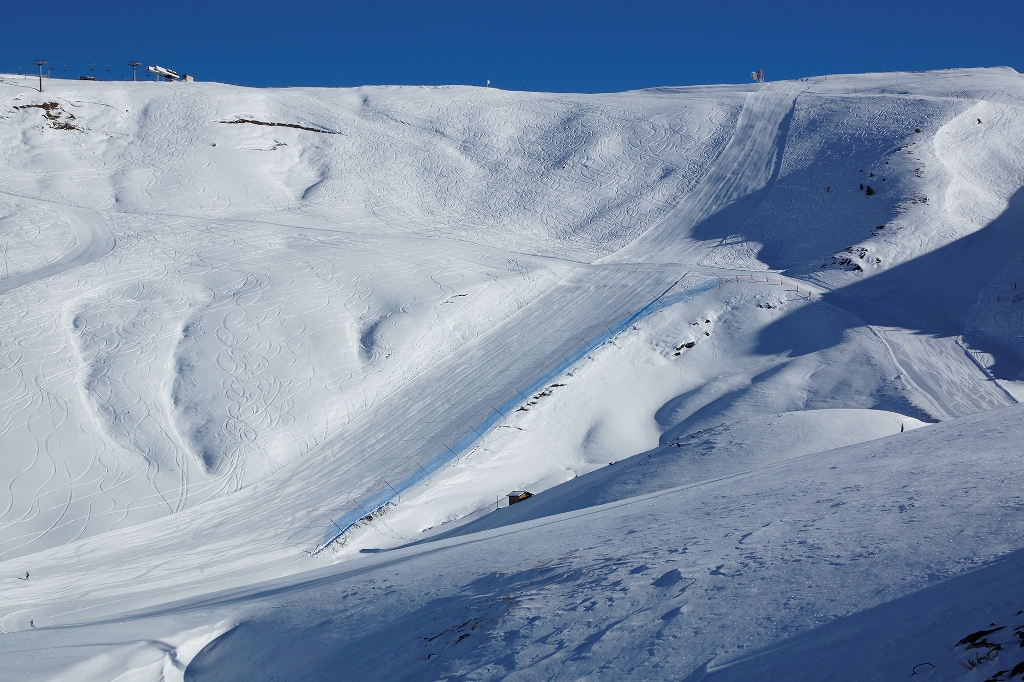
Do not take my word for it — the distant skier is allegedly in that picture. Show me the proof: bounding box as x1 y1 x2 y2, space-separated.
18 571 28 580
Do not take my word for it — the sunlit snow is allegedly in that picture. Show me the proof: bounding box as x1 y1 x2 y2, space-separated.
1 67 1023 681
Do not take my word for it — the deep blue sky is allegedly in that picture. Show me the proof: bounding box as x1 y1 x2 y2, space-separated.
4 1 1022 92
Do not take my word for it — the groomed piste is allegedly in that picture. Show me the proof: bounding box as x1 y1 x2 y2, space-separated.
1 67 1024 681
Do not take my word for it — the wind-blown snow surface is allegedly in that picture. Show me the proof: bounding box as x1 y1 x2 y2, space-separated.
1 68 1024 681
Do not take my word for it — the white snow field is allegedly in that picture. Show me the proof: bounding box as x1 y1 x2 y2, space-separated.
1 67 1023 680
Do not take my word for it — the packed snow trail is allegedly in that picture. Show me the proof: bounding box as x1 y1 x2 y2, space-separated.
604 82 803 265
755 184 1024 417
313 275 722 552
0 265 707 604
870 327 1016 418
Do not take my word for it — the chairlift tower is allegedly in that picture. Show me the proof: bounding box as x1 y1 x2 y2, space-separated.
33 60 46 92
128 61 141 81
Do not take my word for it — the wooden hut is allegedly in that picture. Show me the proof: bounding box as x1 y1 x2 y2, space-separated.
508 490 533 506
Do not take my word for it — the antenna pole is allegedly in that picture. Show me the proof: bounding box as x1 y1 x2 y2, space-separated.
33 60 46 92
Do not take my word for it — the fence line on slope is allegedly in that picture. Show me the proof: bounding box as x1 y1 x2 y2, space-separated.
308 276 725 555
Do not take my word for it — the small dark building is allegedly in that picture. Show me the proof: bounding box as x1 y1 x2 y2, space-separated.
508 490 533 506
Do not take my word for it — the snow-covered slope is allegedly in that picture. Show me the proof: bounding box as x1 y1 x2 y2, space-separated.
1 67 1023 681
4 405 1022 681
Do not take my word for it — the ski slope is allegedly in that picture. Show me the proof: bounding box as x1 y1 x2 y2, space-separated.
1 67 1023 681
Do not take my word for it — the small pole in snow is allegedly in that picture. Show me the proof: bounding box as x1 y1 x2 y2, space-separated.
489 405 505 426
384 479 400 502
442 442 458 460
416 462 431 482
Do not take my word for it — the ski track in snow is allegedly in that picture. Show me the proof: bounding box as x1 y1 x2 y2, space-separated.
0 68 1023 681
